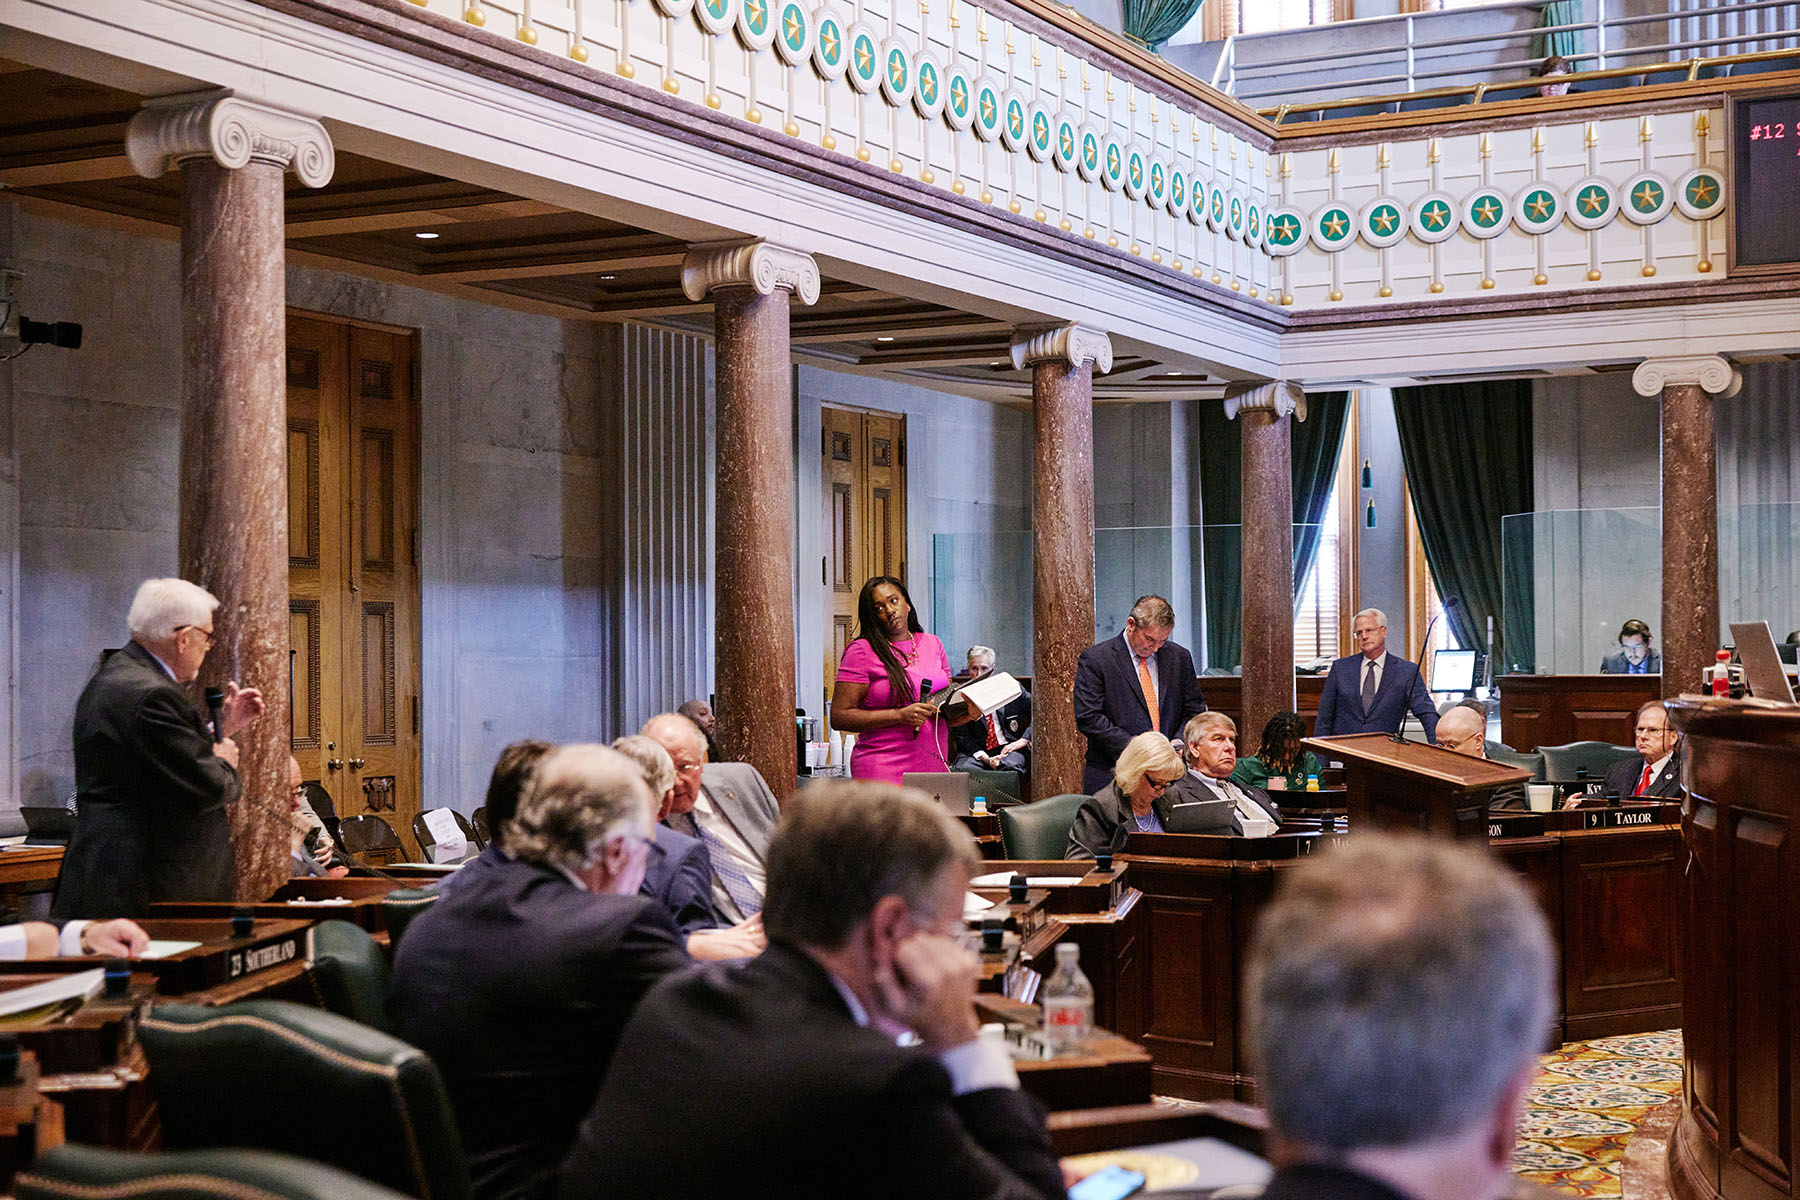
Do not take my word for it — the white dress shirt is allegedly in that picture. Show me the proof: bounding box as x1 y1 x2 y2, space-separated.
0 921 91 960
689 790 767 923
828 970 1019 1095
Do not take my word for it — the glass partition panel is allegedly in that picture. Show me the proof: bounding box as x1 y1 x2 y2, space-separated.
1720 501 1800 650
1502 507 1661 676
928 523 1330 680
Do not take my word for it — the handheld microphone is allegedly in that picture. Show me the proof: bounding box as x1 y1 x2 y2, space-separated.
205 687 226 744
917 679 934 739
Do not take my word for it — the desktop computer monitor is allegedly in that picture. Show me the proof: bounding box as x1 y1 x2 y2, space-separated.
1430 648 1477 693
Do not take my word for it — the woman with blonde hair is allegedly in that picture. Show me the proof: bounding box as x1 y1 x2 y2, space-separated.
1065 730 1186 859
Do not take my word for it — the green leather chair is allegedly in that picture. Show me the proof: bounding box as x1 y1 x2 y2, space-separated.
957 767 1024 808
139 1000 472 1200
381 885 442 953
1487 744 1546 782
1538 741 1638 787
307 919 392 1033
18 1146 414 1200
998 793 1089 859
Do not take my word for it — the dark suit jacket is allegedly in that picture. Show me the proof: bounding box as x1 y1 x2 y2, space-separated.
1262 1164 1414 1200
52 641 240 919
1313 652 1439 742
1073 634 1206 793
949 690 1032 762
558 941 1062 1200
1166 772 1281 833
1604 749 1682 799
1600 648 1661 674
639 825 718 935
390 851 689 1200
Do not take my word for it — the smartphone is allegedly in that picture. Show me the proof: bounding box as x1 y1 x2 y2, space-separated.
1068 1165 1148 1200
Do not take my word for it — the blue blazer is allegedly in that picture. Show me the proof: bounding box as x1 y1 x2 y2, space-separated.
1073 633 1207 794
1313 653 1439 741
641 825 719 935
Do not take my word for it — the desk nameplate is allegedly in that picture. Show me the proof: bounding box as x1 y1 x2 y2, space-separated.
0 920 313 996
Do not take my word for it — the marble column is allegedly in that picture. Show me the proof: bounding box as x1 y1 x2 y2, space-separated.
1012 324 1111 801
1227 381 1305 748
683 242 819 802
128 92 334 900
1632 356 1739 701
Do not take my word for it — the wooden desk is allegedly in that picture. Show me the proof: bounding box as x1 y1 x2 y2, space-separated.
0 919 314 999
1667 701 1800 1200
1118 813 1682 1101
958 812 1007 859
1499 674 1660 750
0 847 64 897
973 995 1153 1111
151 876 399 933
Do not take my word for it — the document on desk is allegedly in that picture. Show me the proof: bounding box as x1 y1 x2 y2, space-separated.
970 871 1083 888
963 892 996 917
0 967 103 1019
139 940 203 959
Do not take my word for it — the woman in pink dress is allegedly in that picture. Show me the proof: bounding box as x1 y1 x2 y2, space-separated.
829 576 971 785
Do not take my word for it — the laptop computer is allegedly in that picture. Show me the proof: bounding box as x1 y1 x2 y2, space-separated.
20 805 74 846
1163 798 1235 834
903 772 973 816
1730 620 1798 704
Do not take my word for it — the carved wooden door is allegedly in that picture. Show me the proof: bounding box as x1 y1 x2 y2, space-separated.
287 314 421 836
819 406 907 704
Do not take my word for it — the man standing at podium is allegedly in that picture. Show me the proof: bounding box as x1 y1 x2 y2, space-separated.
1073 595 1206 794
1314 608 1438 743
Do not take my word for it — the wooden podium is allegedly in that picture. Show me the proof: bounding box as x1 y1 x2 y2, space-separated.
1302 733 1532 839
1667 700 1800 1200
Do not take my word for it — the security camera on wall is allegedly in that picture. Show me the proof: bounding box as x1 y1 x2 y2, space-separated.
0 269 83 360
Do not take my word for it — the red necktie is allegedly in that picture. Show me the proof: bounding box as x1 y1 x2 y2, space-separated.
1637 764 1654 795
985 713 1002 752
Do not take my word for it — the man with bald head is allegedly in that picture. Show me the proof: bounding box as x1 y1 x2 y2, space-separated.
1432 704 1527 812
642 712 782 925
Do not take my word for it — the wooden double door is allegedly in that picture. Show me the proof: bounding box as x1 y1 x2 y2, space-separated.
821 406 908 699
285 313 421 833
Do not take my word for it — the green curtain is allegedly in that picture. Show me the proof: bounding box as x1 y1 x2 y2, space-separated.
1391 381 1535 673
1122 0 1204 52
1291 392 1349 596
1196 391 1350 672
1530 0 1585 61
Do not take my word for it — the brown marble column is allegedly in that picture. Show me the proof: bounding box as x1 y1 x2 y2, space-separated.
1227 381 1304 748
683 242 819 803
128 93 334 900
1633 356 1739 701
1012 324 1111 801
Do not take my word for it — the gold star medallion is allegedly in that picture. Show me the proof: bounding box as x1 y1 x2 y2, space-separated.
889 54 905 88
1372 207 1397 235
1579 188 1605 216
1322 211 1347 239
1423 203 1449 230
1689 177 1717 205
1633 182 1661 211
1526 192 1553 221
1474 197 1500 225
783 11 801 45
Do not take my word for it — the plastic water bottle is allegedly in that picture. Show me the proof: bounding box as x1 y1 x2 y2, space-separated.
1306 775 1320 792
1041 942 1094 1052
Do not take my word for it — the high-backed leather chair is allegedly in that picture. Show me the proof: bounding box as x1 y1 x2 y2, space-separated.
339 815 406 868
18 1145 414 1200
1538 741 1638 786
381 885 443 953
955 767 1025 808
139 1000 472 1200
998 793 1089 859
308 919 393 1033
1487 744 1546 782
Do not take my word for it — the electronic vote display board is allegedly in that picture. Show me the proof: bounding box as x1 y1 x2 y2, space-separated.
1733 92 1800 267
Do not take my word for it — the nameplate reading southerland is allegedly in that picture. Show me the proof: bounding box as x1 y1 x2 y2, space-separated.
228 937 300 980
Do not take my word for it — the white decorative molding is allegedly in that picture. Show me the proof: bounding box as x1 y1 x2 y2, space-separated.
681 241 822 305
1631 355 1742 398
1009 323 1114 373
126 90 334 187
1223 379 1307 421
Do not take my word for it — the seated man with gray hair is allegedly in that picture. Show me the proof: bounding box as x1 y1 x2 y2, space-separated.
391 743 690 1200
1165 712 1281 835
55 577 265 918
560 780 1063 1200
1246 833 1553 1200
948 645 1032 773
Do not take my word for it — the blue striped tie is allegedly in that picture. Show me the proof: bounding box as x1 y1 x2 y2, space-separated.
674 811 762 918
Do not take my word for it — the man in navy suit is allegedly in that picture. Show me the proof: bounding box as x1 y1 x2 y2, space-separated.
1313 607 1438 742
1073 595 1207 794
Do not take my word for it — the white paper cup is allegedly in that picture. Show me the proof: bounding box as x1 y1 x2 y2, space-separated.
1527 784 1555 813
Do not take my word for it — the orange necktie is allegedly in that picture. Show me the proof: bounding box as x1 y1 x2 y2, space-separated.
1137 656 1159 724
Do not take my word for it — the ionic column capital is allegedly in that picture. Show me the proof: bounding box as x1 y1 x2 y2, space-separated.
1631 355 1741 398
126 91 334 187
1009 323 1113 373
681 241 821 305
1223 379 1308 422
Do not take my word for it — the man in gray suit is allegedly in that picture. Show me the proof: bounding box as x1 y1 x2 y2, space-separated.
1599 619 1661 674
642 713 781 924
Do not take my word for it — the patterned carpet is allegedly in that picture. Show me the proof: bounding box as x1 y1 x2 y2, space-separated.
1513 1030 1684 1197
